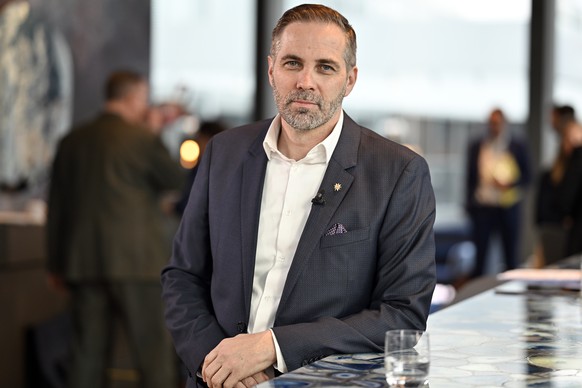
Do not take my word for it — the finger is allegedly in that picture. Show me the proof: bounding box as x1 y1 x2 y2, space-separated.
202 361 220 384
210 366 231 388
240 376 259 387
223 369 250 388
203 350 218 371
202 353 220 382
203 363 224 386
253 372 269 383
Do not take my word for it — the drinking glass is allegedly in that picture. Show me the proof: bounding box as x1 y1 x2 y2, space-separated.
385 329 430 387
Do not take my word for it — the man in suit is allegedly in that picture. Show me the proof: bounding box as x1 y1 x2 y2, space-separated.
47 70 184 388
465 108 531 278
162 5 436 388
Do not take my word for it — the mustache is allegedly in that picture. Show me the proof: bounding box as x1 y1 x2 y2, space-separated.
285 91 322 106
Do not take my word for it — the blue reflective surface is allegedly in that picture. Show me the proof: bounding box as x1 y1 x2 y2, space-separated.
259 280 582 387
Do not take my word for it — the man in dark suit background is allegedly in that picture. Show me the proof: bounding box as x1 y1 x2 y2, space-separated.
47 70 184 388
162 5 436 388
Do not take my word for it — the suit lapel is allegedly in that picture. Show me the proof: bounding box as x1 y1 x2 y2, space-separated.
277 113 361 311
240 125 269 320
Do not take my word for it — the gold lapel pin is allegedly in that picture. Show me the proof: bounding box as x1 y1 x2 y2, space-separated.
334 183 342 192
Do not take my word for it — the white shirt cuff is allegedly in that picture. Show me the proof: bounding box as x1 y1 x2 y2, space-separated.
269 329 288 373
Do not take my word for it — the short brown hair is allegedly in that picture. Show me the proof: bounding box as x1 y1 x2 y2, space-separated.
105 70 145 101
553 104 576 121
271 4 357 69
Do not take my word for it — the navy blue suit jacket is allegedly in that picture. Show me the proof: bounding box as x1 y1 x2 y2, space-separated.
161 113 436 385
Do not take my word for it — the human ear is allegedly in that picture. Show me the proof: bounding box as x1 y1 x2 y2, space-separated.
344 66 358 97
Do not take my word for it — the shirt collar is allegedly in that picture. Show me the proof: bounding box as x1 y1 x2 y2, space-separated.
262 110 344 164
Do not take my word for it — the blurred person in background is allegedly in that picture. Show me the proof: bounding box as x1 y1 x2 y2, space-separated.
47 70 184 388
466 108 531 278
146 102 190 135
549 105 582 185
534 105 582 265
551 105 582 258
145 104 166 136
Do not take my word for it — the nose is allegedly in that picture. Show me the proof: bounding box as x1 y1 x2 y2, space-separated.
296 69 315 90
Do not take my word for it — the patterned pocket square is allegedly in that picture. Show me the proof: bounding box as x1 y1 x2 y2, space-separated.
325 223 348 236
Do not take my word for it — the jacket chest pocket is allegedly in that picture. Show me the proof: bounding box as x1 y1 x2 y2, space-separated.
320 226 370 248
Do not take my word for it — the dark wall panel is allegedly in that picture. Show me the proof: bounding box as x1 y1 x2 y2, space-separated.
31 0 151 124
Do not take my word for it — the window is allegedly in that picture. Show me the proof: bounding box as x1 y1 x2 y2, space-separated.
283 0 531 224
151 0 256 122
554 0 582 121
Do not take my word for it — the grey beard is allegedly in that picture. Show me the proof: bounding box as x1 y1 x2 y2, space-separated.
273 86 346 132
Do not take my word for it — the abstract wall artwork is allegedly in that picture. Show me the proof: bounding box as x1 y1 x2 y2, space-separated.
0 0 72 192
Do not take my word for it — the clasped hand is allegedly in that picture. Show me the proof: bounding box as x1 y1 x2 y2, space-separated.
202 331 276 388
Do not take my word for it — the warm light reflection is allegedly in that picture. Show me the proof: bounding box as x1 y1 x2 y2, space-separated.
180 140 200 169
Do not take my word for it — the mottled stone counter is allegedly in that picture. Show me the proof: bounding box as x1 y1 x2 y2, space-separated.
258 281 582 387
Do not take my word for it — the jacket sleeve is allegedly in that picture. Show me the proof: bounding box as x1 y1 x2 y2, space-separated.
145 134 185 192
161 139 226 378
272 155 436 371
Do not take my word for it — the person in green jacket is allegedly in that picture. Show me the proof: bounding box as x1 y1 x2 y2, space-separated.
47 69 184 388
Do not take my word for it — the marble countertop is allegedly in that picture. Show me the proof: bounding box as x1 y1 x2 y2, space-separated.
258 281 582 387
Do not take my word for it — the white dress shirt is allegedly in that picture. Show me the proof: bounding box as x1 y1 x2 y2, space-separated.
247 111 344 372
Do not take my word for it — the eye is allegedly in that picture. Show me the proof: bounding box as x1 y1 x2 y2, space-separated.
319 64 336 73
283 60 301 69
